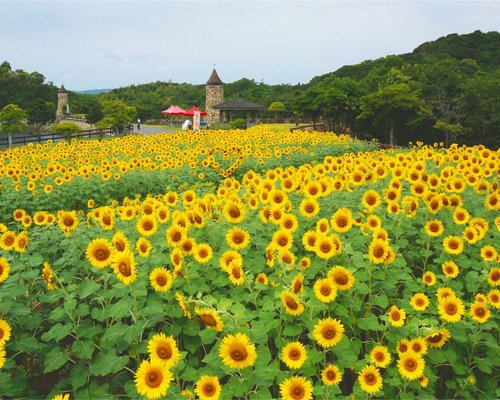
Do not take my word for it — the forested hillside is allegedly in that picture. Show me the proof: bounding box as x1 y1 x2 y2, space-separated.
1 31 499 147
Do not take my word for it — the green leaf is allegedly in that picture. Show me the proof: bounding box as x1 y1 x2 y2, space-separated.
79 281 102 299
106 300 131 319
9 335 40 352
89 352 129 376
41 323 73 342
371 293 388 308
70 361 90 390
44 347 69 373
72 340 95 360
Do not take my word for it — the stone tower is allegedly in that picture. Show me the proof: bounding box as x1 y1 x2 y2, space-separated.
56 85 69 118
205 68 224 125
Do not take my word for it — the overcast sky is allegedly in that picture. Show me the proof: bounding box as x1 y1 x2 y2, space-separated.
1 1 499 91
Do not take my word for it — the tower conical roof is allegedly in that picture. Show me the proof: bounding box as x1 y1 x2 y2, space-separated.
58 85 67 93
207 69 223 85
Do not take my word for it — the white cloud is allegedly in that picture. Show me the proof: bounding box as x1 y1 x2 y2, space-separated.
0 1 498 90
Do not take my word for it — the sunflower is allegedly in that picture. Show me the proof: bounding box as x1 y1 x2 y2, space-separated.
223 201 246 224
291 273 304 294
136 214 159 237
193 243 213 263
0 231 16 251
195 308 224 331
452 207 470 225
52 394 70 400
112 250 137 285
281 291 305 316
33 211 48 226
397 352 425 380
313 278 337 303
0 318 12 345
86 238 114 268
42 261 57 290
396 339 410 355
328 266 355 290
166 225 187 248
330 207 354 233
57 210 79 236
301 230 318 252
299 197 320 219
469 301 491 323
175 292 192 319
280 213 299 232
112 231 130 253
149 267 173 293
313 317 344 348
463 226 479 244
255 273 269 285
195 375 222 400
279 376 313 400
228 265 245 286
134 359 173 399
438 295 465 323
370 345 392 368
13 208 26 221
146 332 180 369
314 234 342 260
219 333 257 369
0 257 10 283
361 189 381 212
358 364 383 395
316 218 330 234
219 250 243 272
488 289 500 308
442 261 460 279
409 337 427 356
299 257 311 270
410 293 429 311
480 245 497 262
424 220 444 237
281 341 308 369
368 239 391 265
437 286 456 300
272 229 294 251
226 227 250 250
419 375 429 388
322 364 342 386
180 237 196 255
443 236 464 255
422 271 436 286
387 306 406 327
487 268 500 286
136 237 153 257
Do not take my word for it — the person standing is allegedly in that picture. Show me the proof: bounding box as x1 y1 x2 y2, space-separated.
137 118 141 131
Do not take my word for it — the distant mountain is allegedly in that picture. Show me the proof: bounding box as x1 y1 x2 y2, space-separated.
77 89 112 94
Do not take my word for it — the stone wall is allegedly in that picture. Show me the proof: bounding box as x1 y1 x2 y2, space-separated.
205 85 224 125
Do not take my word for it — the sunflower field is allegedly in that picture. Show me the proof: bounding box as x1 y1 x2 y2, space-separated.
0 128 499 400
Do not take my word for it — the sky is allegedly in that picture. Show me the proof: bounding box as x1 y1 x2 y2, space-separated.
1 1 499 91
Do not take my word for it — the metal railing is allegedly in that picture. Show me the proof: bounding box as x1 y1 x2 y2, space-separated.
0 128 115 149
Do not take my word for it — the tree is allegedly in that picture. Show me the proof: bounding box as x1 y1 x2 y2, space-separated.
0 104 27 147
268 101 286 120
95 117 116 139
358 71 431 146
416 58 466 146
313 76 362 133
100 100 136 134
52 122 82 141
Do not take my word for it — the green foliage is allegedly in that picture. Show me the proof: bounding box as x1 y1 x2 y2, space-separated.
229 118 247 129
0 103 27 133
52 122 82 138
100 100 136 133
267 101 285 118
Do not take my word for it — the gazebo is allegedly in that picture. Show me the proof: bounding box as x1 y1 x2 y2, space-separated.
213 98 266 125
